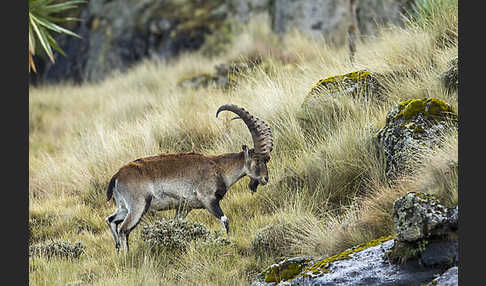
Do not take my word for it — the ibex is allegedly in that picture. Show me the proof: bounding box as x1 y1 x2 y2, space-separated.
105 104 273 251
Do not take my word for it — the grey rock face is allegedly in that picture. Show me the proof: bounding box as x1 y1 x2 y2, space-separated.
356 0 413 36
426 266 458 286
272 0 350 46
271 0 413 45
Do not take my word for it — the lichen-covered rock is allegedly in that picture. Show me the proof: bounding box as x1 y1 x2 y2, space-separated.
376 98 457 180
426 266 458 286
393 192 458 242
177 55 265 89
252 192 459 286
307 69 379 100
387 192 458 267
177 73 219 89
251 235 451 286
29 240 86 259
441 57 458 93
140 219 230 251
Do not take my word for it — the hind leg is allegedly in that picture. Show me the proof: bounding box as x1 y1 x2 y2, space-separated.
118 196 152 252
106 207 128 250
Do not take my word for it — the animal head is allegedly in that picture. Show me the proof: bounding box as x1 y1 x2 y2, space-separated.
216 104 274 193
241 145 270 192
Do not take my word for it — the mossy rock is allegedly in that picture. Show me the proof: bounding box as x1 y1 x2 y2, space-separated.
177 55 265 90
306 69 380 102
376 98 457 180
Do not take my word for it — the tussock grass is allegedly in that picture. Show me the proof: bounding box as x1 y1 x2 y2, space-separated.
29 2 458 285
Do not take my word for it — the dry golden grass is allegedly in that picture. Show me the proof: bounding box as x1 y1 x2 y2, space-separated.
29 2 458 285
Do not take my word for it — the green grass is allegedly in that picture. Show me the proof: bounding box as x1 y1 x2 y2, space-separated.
29 2 458 285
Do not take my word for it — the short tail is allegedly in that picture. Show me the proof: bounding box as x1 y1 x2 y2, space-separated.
106 175 117 202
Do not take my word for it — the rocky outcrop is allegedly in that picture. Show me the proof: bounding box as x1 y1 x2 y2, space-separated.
376 98 458 180
30 0 417 84
30 0 230 84
251 192 458 286
271 0 351 47
271 0 414 46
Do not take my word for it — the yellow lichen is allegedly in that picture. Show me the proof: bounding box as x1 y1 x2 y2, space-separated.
394 98 456 121
263 260 309 283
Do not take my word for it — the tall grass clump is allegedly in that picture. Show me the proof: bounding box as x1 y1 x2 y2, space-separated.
29 0 458 285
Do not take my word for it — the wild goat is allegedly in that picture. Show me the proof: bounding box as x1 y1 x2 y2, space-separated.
105 104 274 251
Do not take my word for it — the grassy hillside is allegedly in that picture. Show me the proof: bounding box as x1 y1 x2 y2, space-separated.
29 1 458 285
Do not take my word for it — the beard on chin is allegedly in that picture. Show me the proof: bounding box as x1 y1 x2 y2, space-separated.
249 178 259 193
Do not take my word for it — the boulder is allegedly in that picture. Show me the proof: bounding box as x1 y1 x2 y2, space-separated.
393 192 458 242
387 192 458 268
306 69 380 100
376 98 457 180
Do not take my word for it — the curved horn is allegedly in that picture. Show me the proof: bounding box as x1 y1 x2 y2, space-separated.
216 104 273 155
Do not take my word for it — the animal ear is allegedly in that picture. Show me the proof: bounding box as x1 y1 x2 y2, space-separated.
242 145 249 157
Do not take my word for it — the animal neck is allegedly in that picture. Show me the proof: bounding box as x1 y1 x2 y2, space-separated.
212 151 247 189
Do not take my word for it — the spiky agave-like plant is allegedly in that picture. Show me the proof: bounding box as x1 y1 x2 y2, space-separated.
28 0 85 72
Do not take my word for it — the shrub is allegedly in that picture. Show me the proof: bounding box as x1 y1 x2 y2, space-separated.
140 219 230 252
29 240 86 259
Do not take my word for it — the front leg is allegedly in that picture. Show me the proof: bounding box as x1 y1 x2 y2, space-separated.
206 199 229 234
174 205 191 220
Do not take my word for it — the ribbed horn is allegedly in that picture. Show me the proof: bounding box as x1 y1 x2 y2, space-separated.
216 104 273 155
